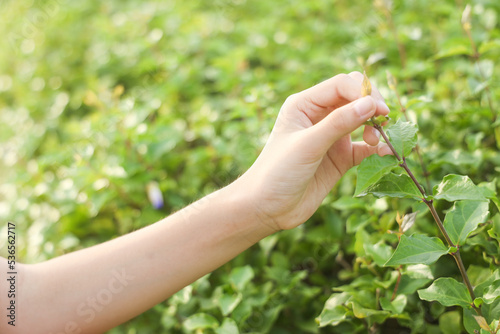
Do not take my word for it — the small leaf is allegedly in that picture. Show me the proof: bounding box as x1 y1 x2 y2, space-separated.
363 115 390 126
401 211 419 232
473 315 491 331
433 175 487 202
479 39 500 54
316 293 350 327
349 301 390 321
386 70 397 90
355 154 399 196
461 4 472 31
439 311 463 334
183 313 219 331
356 173 423 200
215 318 239 334
443 201 489 246
219 292 243 316
361 71 372 96
475 279 500 305
379 295 407 314
385 234 448 266
229 266 254 291
418 277 472 308
386 119 418 157
474 270 500 297
364 241 393 266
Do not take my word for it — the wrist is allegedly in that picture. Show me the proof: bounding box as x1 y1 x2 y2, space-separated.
221 179 278 243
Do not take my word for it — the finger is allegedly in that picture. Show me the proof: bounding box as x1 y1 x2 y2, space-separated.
348 71 390 116
352 141 393 166
289 73 366 125
363 125 381 146
306 96 377 153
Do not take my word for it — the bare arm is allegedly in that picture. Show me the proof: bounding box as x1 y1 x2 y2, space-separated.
0 72 391 334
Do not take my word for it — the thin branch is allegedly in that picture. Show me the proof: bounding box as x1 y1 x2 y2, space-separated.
390 85 432 192
373 122 484 316
391 266 403 301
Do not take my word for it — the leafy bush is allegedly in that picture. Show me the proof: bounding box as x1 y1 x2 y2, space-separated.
0 0 499 333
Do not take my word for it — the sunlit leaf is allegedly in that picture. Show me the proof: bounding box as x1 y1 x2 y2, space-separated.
443 201 489 246
433 175 487 202
183 313 219 331
418 277 472 308
355 154 399 196
385 234 448 266
386 119 418 157
316 293 350 327
357 173 423 200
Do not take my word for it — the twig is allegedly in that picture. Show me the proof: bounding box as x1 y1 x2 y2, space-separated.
373 123 483 316
389 82 432 192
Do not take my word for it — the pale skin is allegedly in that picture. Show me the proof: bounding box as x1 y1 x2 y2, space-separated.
0 71 391 334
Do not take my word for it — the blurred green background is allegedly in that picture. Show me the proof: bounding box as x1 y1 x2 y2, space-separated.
1 0 499 333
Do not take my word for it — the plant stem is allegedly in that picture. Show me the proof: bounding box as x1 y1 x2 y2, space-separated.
391 88 432 192
391 266 403 301
373 123 483 315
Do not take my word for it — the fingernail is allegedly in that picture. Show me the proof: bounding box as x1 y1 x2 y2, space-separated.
372 127 380 139
355 96 374 118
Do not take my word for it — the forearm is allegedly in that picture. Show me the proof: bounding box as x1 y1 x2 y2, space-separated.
12 182 274 334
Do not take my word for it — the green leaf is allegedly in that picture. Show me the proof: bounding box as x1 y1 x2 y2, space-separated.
475 280 500 305
463 308 481 334
364 241 393 266
219 292 243 316
439 311 463 334
355 154 399 196
316 293 350 327
433 174 487 202
356 173 423 200
443 201 489 246
215 318 239 334
479 39 500 54
380 295 407 314
183 313 219 331
229 266 254 291
386 119 418 157
349 301 390 321
418 277 472 308
385 234 449 266
433 44 472 59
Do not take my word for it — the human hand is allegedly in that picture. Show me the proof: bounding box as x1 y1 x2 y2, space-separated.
237 72 392 232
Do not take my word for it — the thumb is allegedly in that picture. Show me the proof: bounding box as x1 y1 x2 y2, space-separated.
307 96 376 152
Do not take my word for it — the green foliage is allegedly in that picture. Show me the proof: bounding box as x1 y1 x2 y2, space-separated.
385 234 449 266
443 201 490 246
418 278 472 309
354 154 398 196
0 0 499 333
356 172 423 200
386 119 418 158
433 175 488 202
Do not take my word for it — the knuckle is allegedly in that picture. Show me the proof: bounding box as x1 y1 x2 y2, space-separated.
348 71 363 79
283 93 300 108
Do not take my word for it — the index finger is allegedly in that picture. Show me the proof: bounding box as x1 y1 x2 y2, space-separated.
291 73 366 125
